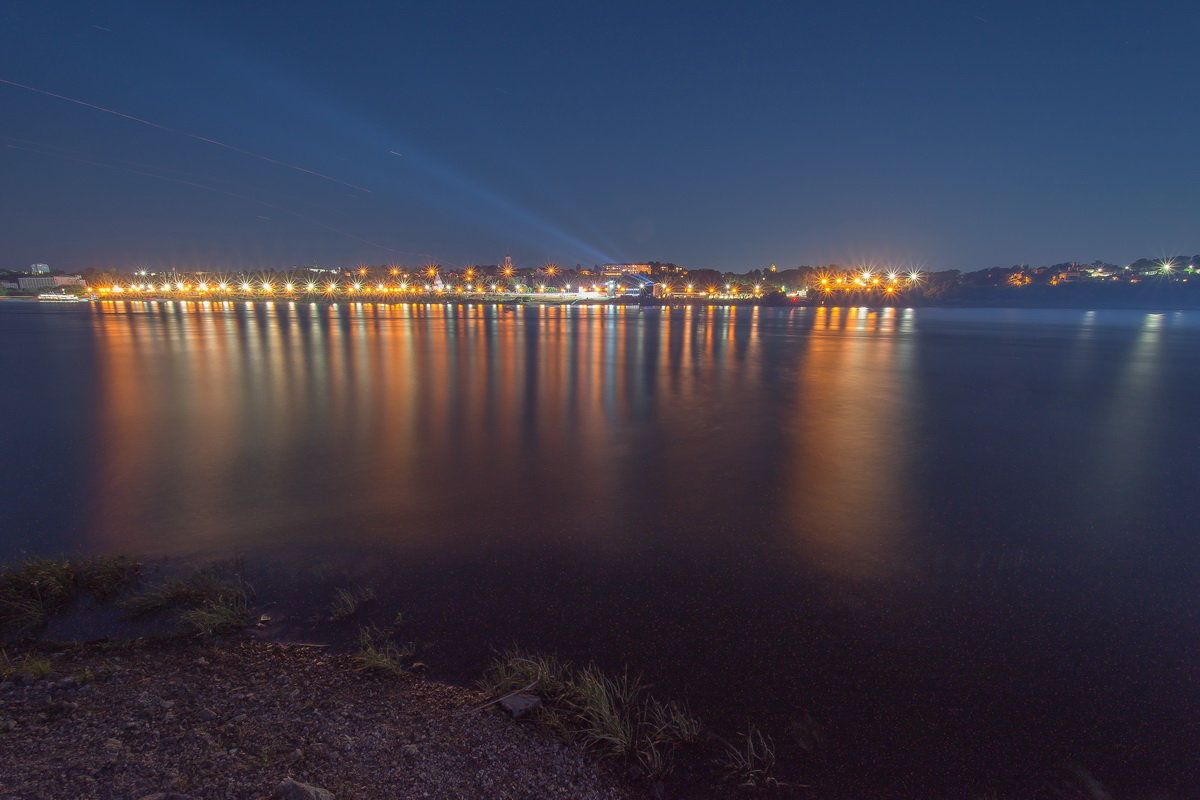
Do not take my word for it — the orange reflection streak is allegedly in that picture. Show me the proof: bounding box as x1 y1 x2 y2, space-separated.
87 302 150 551
87 302 907 566
781 305 917 579
171 301 234 541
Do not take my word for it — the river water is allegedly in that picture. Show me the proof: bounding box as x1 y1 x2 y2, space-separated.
2 299 1197 797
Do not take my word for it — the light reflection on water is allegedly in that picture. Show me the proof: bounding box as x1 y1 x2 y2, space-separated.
84 302 929 574
782 307 916 578
3 300 1199 796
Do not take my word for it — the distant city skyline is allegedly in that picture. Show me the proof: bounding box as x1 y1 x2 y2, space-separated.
2 0 1198 273
10 254 1199 278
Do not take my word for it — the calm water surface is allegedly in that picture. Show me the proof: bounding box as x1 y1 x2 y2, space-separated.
2 299 1197 797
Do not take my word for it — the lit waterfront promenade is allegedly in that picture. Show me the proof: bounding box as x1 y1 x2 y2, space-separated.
95 282 777 303
91 269 927 303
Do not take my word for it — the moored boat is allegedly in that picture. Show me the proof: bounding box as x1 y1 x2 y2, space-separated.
37 292 91 302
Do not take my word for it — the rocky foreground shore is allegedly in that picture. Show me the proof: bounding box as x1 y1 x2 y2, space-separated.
0 639 638 800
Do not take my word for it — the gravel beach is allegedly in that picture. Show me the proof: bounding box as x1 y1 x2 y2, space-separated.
0 639 639 800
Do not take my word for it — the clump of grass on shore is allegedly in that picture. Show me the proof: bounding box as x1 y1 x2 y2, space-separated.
179 587 251 636
718 724 780 788
480 647 572 699
353 624 416 676
569 666 643 757
0 649 52 681
124 570 251 636
647 693 704 745
480 647 703 778
327 585 376 622
0 556 141 633
123 572 230 617
75 556 142 600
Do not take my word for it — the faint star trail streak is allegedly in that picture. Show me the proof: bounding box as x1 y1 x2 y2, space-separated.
0 76 372 193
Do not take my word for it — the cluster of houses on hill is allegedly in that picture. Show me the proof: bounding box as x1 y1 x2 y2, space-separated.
961 259 1200 288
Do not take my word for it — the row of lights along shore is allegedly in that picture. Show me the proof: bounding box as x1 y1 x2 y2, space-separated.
97 269 924 298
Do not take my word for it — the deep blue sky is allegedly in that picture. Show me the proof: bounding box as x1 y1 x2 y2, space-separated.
1 0 1198 272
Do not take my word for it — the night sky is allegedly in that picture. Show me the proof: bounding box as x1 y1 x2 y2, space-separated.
2 0 1198 272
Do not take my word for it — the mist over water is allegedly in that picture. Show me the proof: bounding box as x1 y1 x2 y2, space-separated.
2 300 1198 796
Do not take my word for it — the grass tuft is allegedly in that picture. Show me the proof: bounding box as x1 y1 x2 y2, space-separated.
179 588 251 636
123 572 231 617
0 649 52 681
353 625 416 676
327 586 376 622
646 697 703 745
718 724 779 788
0 556 142 633
569 665 643 757
0 595 49 633
479 647 704 778
479 646 572 699
0 558 76 632
76 556 141 600
124 570 251 636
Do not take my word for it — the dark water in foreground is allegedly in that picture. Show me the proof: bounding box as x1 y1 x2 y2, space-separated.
2 299 1198 797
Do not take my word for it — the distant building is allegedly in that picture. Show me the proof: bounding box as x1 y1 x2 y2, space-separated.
29 263 50 274
17 275 83 291
599 263 652 277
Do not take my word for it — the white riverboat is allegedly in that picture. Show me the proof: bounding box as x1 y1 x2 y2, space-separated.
37 292 91 302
